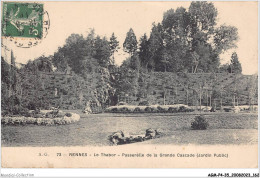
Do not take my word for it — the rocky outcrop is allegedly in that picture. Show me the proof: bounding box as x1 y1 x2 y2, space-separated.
109 129 162 145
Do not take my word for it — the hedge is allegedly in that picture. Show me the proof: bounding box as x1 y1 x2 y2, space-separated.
105 104 194 113
1 112 80 126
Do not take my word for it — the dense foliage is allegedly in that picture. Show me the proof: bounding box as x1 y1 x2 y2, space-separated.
191 115 209 130
228 52 242 74
1 2 252 115
52 30 114 74
136 2 238 73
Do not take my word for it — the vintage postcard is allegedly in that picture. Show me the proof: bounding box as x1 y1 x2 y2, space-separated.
1 1 258 170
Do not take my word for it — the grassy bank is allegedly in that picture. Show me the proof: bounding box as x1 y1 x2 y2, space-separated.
1 112 258 147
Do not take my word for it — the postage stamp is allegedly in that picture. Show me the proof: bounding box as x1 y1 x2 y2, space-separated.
2 2 44 39
1 2 50 48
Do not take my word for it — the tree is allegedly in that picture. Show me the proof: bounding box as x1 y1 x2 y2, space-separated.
52 30 112 74
33 55 53 72
148 23 164 71
188 2 217 73
10 50 17 94
139 33 150 69
219 63 229 73
188 2 238 73
1 57 11 109
161 49 171 72
189 2 218 35
228 52 242 74
109 33 119 65
115 53 141 102
134 2 238 73
85 29 96 57
123 28 138 56
65 33 84 46
163 7 192 72
214 25 238 53
53 33 86 74
93 36 111 68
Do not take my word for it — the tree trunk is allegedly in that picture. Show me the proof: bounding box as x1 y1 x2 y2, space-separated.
163 91 166 105
175 87 178 104
199 86 202 113
186 89 189 105
206 90 208 110
145 63 149 71
209 95 212 107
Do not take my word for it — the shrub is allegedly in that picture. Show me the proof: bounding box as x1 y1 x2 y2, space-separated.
133 107 141 113
223 108 232 112
9 105 21 115
168 107 178 113
157 106 167 113
191 115 209 130
8 95 20 106
56 114 65 118
111 108 118 113
120 107 130 113
6 105 30 116
76 104 82 109
45 112 52 118
178 106 187 112
138 101 149 106
1 110 9 117
20 108 30 117
65 113 72 117
1 113 80 126
144 107 155 113
27 101 37 110
178 106 193 112
188 108 194 112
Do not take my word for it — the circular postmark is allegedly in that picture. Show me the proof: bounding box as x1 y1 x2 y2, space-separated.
1 2 50 48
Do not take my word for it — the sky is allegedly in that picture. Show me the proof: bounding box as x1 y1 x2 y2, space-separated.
1 1 258 75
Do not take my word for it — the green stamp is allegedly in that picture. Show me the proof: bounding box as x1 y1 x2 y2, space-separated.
2 2 43 38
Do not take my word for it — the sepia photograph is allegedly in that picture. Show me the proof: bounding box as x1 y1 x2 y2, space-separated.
1 1 258 171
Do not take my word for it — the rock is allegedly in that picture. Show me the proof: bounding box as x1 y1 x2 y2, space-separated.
109 129 163 145
111 138 119 145
155 128 163 135
134 136 144 142
110 130 125 145
145 128 157 139
111 130 124 139
118 137 127 144
126 136 135 143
